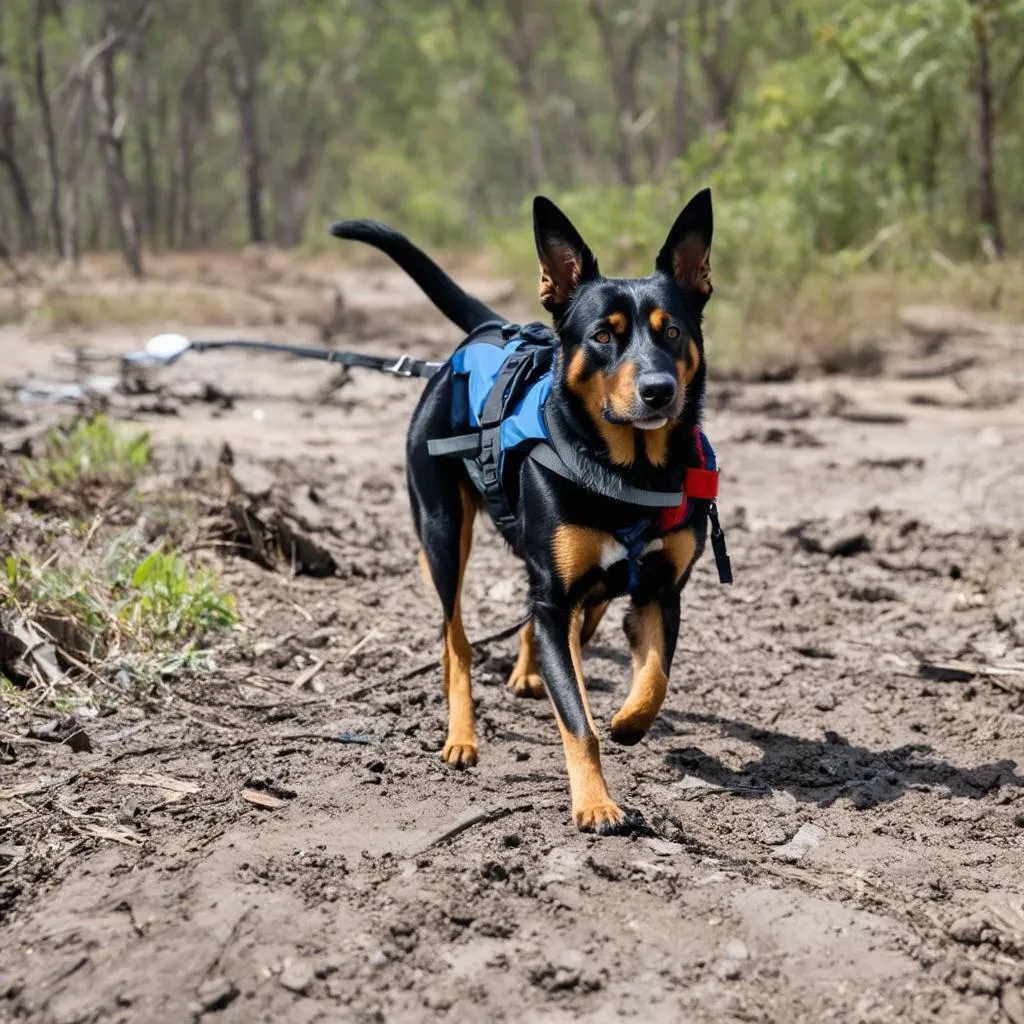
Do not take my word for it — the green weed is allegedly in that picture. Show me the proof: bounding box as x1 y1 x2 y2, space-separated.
18 415 150 500
1 541 238 678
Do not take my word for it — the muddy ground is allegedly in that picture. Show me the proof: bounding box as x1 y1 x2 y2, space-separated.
1 270 1024 1024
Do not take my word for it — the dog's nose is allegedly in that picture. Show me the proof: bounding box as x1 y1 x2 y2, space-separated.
637 372 677 411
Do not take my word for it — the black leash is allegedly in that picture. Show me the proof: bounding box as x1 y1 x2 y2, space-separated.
181 339 442 378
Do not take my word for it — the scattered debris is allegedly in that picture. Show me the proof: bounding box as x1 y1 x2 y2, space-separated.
195 976 239 1014
410 803 529 856
292 659 325 692
771 823 826 864
241 788 288 810
116 772 201 802
278 959 315 995
27 716 92 753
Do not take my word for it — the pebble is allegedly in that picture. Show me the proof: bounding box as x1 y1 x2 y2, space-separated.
758 825 788 846
714 958 743 981
724 940 750 962
814 691 838 711
772 823 826 863
967 969 1000 997
644 837 685 857
279 959 314 994
197 976 239 1013
948 916 986 945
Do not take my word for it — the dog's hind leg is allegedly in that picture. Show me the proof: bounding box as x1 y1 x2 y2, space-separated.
580 601 609 646
609 595 680 746
507 619 546 698
417 483 479 767
508 601 608 700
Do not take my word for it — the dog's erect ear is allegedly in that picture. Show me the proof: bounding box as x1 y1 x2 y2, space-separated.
533 196 599 315
656 188 713 304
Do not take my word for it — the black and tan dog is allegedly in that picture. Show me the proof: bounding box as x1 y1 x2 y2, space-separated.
332 190 715 833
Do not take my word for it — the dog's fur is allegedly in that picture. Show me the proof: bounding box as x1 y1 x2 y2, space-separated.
331 190 714 832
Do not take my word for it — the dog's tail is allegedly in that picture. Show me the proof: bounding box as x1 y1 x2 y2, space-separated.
329 219 502 334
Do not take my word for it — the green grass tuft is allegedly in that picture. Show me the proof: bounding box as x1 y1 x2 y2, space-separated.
17 415 150 500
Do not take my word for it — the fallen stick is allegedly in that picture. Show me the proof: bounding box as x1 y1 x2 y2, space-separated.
409 801 532 856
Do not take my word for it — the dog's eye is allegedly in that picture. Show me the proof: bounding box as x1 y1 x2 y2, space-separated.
665 325 681 340
593 330 612 344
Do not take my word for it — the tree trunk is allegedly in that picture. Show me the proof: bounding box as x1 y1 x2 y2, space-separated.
34 0 64 256
226 3 266 246
236 74 264 245
972 0 1004 257
496 0 549 188
92 4 144 277
0 91 38 252
131 34 158 243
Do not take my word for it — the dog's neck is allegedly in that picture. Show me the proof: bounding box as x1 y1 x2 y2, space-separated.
545 375 701 494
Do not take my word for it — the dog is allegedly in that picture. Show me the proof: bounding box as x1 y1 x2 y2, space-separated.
331 189 716 833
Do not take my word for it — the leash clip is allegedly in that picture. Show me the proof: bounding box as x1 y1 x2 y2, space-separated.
385 354 417 377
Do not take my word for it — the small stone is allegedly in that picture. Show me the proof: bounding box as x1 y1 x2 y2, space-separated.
644 837 685 857
714 958 742 980
814 692 838 712
967 969 1000 996
367 949 389 969
279 960 314 994
197 976 239 1012
771 790 798 814
315 955 344 979
758 825 787 846
948 916 986 945
551 967 580 991
772 823 826 864
724 940 749 962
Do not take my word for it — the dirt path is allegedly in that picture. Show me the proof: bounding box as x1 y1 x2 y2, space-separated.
2 277 1024 1023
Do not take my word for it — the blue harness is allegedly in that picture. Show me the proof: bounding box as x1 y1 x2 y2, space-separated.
427 322 732 586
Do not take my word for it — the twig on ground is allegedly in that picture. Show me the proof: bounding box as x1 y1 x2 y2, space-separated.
409 801 532 856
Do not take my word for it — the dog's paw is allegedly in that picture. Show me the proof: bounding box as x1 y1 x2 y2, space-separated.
573 799 626 834
507 669 546 699
608 715 648 746
441 740 479 768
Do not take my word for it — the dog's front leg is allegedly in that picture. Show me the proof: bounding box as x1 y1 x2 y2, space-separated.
533 602 624 833
610 594 680 745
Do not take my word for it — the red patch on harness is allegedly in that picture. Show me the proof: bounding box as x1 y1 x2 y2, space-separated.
655 467 719 533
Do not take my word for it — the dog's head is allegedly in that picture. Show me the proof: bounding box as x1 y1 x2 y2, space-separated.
535 190 712 466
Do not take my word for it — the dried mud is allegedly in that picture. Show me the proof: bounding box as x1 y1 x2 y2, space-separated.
2 275 1024 1023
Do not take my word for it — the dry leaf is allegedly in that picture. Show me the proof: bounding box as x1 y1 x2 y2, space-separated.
76 823 145 847
242 788 286 809
116 772 201 795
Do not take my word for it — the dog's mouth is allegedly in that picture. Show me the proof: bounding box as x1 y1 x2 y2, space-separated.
604 409 673 430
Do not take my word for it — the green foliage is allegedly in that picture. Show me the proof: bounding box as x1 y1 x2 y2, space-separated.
1 540 238 661
17 416 150 499
120 551 238 641
2 0 1023 361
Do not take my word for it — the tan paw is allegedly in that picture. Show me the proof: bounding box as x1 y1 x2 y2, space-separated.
441 740 479 768
609 707 651 746
573 799 626 834
507 669 546 699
